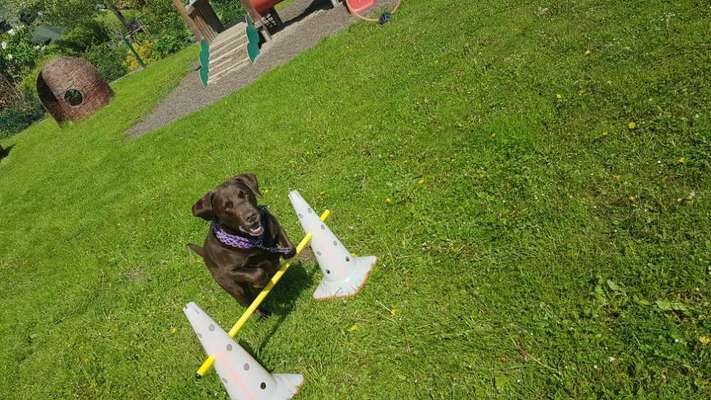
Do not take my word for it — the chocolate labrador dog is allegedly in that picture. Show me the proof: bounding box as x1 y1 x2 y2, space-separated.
188 173 296 317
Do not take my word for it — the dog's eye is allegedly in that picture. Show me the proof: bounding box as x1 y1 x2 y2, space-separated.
225 201 234 209
237 191 245 199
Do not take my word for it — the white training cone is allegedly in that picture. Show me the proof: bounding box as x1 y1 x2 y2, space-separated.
288 190 376 300
184 302 303 400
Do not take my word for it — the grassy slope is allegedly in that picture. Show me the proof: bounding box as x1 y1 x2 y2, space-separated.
1 0 710 398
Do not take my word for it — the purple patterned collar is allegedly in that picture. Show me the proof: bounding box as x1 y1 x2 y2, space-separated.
212 222 260 249
211 221 292 255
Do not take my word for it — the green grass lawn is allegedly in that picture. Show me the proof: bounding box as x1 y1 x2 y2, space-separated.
1 0 710 398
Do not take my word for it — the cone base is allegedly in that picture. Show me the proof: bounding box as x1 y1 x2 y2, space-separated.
272 373 304 399
313 256 376 300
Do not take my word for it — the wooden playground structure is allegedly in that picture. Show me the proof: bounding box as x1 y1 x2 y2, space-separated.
172 0 339 43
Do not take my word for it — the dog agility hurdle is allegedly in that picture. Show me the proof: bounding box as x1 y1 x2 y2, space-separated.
195 209 330 377
186 192 377 399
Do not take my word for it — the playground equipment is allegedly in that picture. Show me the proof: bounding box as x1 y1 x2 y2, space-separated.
185 302 303 400
36 57 113 124
196 209 331 377
199 40 210 87
289 191 377 299
173 0 294 44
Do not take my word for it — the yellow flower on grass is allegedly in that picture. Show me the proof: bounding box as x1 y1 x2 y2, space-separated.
385 197 393 205
676 157 687 165
170 327 177 334
349 324 361 332
699 336 711 346
585 49 592 56
555 94 563 101
628 121 637 130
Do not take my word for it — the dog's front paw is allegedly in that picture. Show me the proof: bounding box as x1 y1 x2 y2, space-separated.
256 307 272 319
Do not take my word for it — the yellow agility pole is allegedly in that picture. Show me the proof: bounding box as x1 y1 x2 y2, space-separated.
196 209 331 377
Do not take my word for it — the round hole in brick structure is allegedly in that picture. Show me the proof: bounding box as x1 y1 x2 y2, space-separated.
326 269 331 274
260 382 267 390
321 224 325 230
64 89 83 106
345 256 350 262
243 363 250 371
333 240 338 246
316 251 322 256
226 344 232 351
307 208 313 214
209 324 215 331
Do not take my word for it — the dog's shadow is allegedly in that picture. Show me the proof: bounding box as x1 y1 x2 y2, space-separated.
255 262 317 353
0 144 15 161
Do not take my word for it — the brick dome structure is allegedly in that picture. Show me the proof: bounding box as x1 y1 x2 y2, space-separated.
36 57 114 124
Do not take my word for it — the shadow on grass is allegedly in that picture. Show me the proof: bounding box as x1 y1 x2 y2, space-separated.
255 262 317 353
0 144 15 161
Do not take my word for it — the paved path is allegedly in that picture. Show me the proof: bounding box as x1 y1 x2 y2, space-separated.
127 0 355 137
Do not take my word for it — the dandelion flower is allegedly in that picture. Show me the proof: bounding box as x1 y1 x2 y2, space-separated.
627 121 637 130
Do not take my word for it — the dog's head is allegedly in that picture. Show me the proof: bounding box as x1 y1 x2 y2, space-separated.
192 173 264 236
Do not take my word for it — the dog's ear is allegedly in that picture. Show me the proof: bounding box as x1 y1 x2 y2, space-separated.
192 191 215 220
232 173 261 197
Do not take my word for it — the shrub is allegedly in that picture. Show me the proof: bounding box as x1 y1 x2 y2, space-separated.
125 40 155 72
211 0 246 26
0 26 45 83
53 20 111 55
139 0 193 58
153 30 192 59
84 42 129 82
0 92 44 139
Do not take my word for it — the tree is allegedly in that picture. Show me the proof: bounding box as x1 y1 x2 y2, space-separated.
5 0 100 28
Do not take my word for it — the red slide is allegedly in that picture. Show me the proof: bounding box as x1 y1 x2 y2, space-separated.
346 0 376 14
250 0 284 14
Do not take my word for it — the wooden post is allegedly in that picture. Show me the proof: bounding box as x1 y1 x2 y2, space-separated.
172 0 203 41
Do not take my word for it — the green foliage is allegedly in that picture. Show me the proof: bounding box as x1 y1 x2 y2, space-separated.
152 29 192 59
83 42 128 82
52 19 111 55
211 0 245 26
138 0 189 38
137 0 192 58
5 0 98 27
0 91 43 138
0 26 44 82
